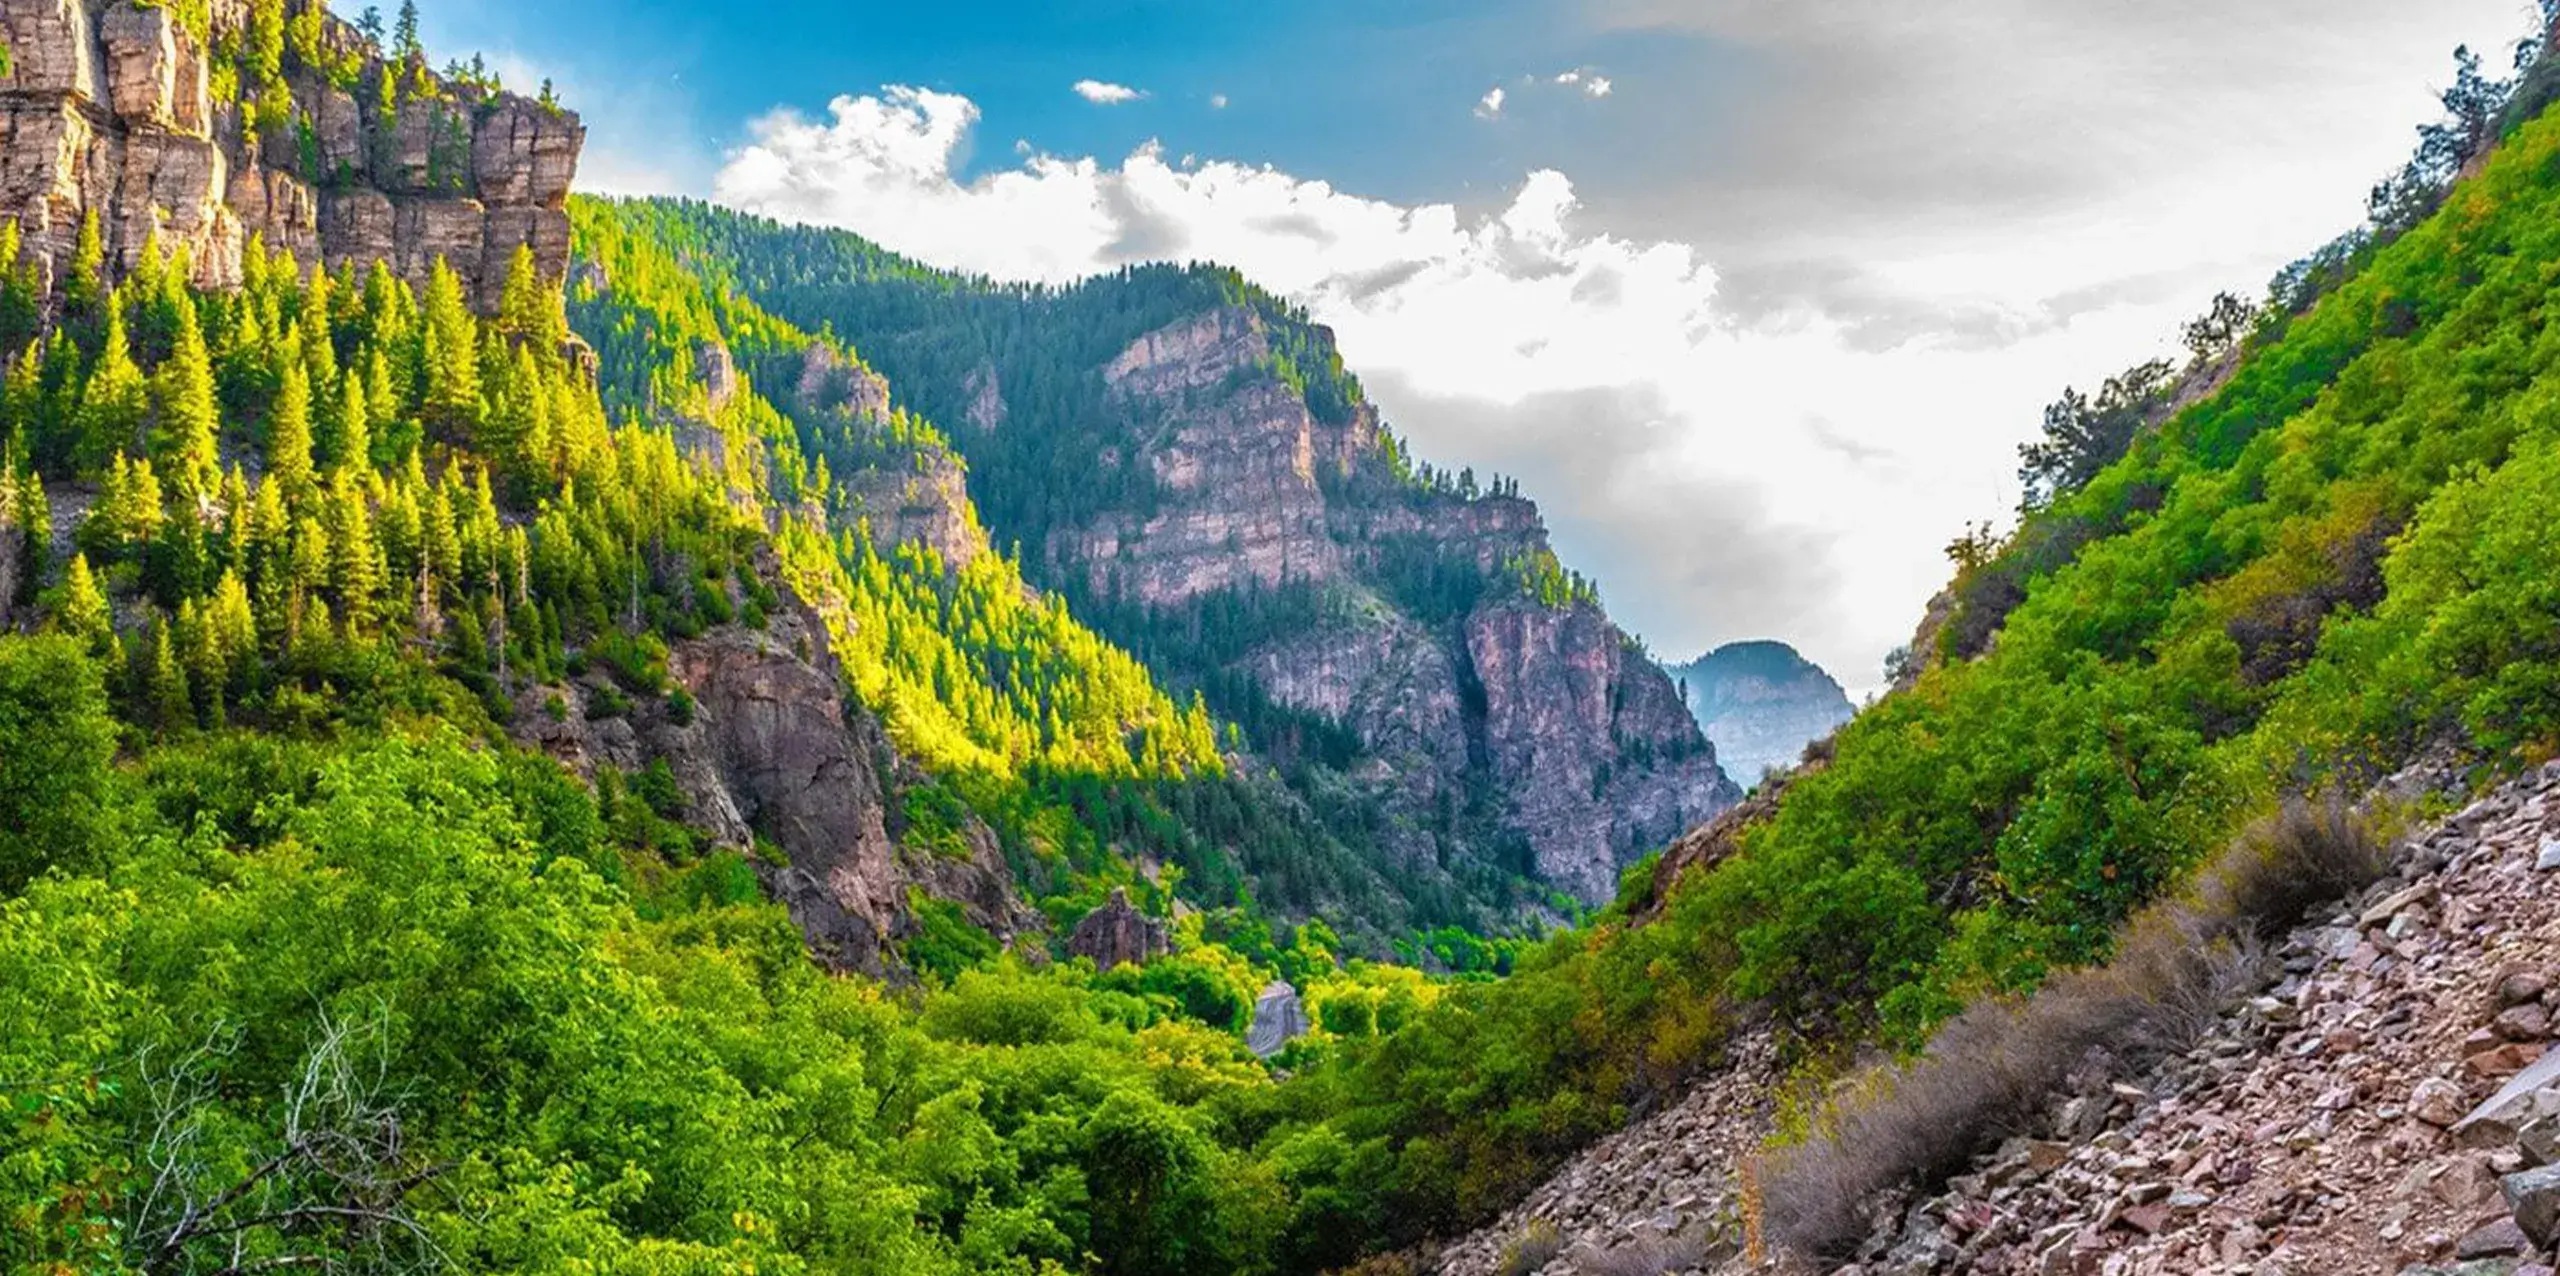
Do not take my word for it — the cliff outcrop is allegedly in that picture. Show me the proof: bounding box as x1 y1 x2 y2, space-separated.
509 582 1037 975
1470 598 1739 903
0 0 581 309
1067 886 1170 971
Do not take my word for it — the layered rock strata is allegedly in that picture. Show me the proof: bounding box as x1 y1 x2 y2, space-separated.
1047 305 1736 903
0 0 581 309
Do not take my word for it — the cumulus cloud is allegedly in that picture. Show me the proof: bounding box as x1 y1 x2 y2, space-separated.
1555 69 1614 98
707 1 2521 691
711 84 2032 684
1072 79 1146 105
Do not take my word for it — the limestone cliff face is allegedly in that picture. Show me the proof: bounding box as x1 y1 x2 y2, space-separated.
1665 640 1857 788
0 0 580 309
1056 307 1361 604
835 450 986 570
1469 599 1741 902
1042 305 1738 904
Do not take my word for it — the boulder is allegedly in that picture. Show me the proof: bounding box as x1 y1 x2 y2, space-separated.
2503 1163 2560 1247
1068 887 1168 971
1246 980 1309 1058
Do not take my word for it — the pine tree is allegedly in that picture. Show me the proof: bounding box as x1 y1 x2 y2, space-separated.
268 360 316 499
55 552 112 654
10 460 47 607
394 0 420 60
496 245 567 353
147 620 190 731
208 570 258 685
420 262 480 436
63 210 104 335
328 367 373 471
151 303 220 506
0 220 39 356
327 468 380 626
74 309 147 477
0 342 39 462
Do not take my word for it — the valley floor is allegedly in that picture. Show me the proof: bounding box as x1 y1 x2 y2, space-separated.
1440 761 2560 1276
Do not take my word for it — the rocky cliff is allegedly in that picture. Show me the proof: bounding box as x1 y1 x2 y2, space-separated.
1048 304 1736 906
566 210 1742 916
0 0 580 309
510 572 1039 976
1665 640 1857 789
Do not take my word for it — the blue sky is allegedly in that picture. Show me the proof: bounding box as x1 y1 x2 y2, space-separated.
417 0 1726 206
412 0 2534 690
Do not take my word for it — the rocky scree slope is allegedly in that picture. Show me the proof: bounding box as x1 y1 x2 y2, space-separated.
0 0 581 309
1426 761 2560 1276
1804 761 2560 1276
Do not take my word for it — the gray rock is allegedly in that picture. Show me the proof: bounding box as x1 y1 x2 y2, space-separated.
2502 1163 2560 1246
2459 1217 2533 1260
1067 888 1169 972
1246 980 1309 1058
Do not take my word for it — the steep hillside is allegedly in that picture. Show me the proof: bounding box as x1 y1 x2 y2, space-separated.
0 4 1489 1271
1352 17 2560 1274
559 195 1433 955
568 196 1741 911
1665 640 1855 787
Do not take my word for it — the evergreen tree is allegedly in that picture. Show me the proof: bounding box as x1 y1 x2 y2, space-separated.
420 262 480 436
54 552 111 655
0 220 39 356
327 468 381 626
11 461 47 606
268 360 316 499
150 303 220 506
73 309 146 477
146 619 190 731
62 210 103 336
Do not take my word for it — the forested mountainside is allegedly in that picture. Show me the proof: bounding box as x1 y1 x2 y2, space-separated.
565 197 1739 911
11 0 2560 1273
1663 640 1855 788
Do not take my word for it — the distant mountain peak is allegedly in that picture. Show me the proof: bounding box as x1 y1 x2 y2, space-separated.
1664 641 1855 787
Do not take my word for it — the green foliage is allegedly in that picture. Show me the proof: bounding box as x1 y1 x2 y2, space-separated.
0 635 117 891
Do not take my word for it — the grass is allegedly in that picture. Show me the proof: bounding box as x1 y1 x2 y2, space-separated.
1757 796 2387 1258
1493 1220 1566 1276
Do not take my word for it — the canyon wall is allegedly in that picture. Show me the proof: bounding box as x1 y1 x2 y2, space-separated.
0 0 580 309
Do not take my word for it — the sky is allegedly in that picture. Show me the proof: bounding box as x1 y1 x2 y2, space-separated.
416 0 2537 694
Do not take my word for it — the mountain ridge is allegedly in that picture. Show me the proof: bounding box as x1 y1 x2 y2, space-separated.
584 195 1741 909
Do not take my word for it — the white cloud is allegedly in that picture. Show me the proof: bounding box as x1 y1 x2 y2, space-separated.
1210 93 1230 109
1552 69 1613 99
1073 79 1146 105
712 84 2008 684
709 2 2524 692
1475 86 1506 119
